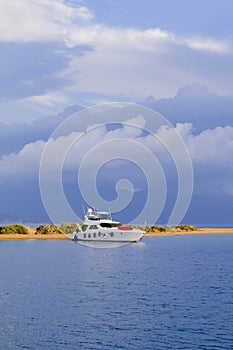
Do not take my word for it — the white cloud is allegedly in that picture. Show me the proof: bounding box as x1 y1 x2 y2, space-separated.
64 24 231 54
25 90 70 107
183 37 231 54
152 122 233 167
0 131 83 181
1 1 232 105
187 125 233 164
0 113 233 203
1 119 233 181
0 1 93 42
64 26 171 50
58 23 233 99
0 140 45 180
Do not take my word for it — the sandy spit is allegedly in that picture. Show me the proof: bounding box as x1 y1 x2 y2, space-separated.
0 233 68 240
144 228 233 237
0 227 232 240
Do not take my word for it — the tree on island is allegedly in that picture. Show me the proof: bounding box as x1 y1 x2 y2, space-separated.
0 224 28 235
59 222 79 235
36 224 63 235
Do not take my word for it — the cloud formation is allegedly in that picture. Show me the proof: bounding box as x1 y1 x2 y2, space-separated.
0 0 232 114
65 25 231 54
0 1 93 42
1 116 232 193
59 25 233 99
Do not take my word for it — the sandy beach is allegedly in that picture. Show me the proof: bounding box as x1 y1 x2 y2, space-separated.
0 233 68 240
0 227 232 240
144 227 233 237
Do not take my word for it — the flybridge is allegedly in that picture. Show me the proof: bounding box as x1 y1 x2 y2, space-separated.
85 208 112 221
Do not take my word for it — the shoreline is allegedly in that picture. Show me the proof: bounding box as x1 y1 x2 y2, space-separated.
0 233 68 240
0 228 233 240
144 227 233 237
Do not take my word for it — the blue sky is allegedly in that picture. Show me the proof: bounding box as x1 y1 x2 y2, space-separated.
0 1 233 226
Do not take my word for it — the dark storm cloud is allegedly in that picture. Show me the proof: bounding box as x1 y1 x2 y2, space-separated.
0 42 90 100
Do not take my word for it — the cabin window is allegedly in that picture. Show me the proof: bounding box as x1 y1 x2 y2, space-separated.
82 225 88 232
88 233 91 238
84 233 86 238
90 225 98 229
100 223 120 228
93 232 96 238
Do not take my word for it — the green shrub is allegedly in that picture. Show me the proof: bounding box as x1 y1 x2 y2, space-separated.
36 224 62 235
175 225 198 231
145 225 166 232
59 222 78 234
0 224 28 234
153 226 166 232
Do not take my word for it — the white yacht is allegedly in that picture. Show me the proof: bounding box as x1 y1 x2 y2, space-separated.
71 208 144 244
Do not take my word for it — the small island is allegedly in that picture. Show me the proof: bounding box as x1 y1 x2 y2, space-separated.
0 223 232 240
0 224 67 240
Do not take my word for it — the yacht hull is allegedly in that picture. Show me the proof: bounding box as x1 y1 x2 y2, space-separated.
71 230 144 243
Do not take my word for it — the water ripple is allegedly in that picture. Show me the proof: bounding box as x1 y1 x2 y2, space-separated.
0 236 232 349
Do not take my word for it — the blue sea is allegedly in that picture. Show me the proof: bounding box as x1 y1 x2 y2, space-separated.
0 235 233 350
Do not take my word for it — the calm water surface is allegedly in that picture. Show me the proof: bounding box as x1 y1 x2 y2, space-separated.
0 235 233 349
